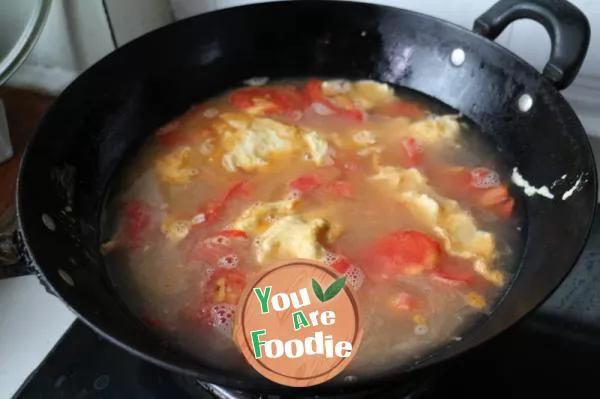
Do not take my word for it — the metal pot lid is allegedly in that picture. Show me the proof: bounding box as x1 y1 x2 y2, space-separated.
0 0 53 86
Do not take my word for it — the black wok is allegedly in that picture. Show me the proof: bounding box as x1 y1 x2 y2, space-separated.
0 0 596 395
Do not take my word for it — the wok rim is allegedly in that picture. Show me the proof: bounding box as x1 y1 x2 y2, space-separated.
15 0 598 394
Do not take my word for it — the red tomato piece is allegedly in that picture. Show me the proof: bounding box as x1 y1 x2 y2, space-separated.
155 120 183 147
216 230 249 240
330 256 352 273
141 315 167 329
289 168 342 194
188 239 230 265
373 101 423 119
364 230 441 278
188 229 249 266
494 197 515 219
230 87 277 111
290 174 321 193
443 166 501 191
425 165 471 197
124 200 151 249
223 180 251 201
304 80 364 121
330 180 353 198
194 181 251 226
476 186 510 208
230 87 306 117
400 137 423 167
202 268 247 306
389 292 419 311
274 86 309 111
431 256 475 284
197 200 223 225
447 167 473 188
157 132 186 147
325 253 365 290
470 167 500 189
427 165 513 215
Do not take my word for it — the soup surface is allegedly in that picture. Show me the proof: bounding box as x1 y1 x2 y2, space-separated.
102 78 521 377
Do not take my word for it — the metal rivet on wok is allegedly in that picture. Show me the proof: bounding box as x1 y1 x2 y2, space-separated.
451 48 466 66
58 269 74 286
41 213 56 231
93 375 110 390
518 93 533 112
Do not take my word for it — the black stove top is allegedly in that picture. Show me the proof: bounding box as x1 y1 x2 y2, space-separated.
15 212 600 399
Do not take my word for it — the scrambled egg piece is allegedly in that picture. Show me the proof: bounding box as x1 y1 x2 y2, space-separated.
302 207 345 243
228 199 341 266
405 115 460 146
398 191 440 225
436 201 496 260
244 97 280 116
352 130 377 146
216 112 252 131
302 130 332 166
199 138 215 155
155 147 194 185
369 165 502 285
370 167 428 193
255 215 338 265
228 199 298 235
220 115 298 172
161 217 192 241
329 129 379 157
398 191 501 285
215 113 332 172
357 146 382 157
465 292 487 309
323 80 396 111
375 115 460 148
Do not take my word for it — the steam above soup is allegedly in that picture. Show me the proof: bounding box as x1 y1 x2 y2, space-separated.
102 79 520 377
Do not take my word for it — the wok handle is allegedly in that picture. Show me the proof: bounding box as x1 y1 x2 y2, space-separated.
473 0 590 90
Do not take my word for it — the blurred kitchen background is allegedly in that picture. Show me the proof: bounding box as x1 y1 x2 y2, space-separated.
3 0 600 136
0 0 598 398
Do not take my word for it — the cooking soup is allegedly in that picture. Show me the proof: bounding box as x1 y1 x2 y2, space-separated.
101 78 521 377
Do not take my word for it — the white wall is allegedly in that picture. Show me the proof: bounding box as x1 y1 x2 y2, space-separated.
4 0 116 93
3 0 176 93
104 0 174 46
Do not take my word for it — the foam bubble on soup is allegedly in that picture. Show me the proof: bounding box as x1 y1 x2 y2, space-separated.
471 167 500 188
218 254 239 269
210 304 237 336
344 265 365 290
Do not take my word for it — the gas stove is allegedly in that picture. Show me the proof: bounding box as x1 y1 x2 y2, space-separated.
14 211 600 398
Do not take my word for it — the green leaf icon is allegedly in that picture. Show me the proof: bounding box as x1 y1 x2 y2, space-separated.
323 276 347 302
312 279 325 302
312 277 347 303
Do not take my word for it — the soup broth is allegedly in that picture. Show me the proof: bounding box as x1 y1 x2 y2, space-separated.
102 78 521 377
